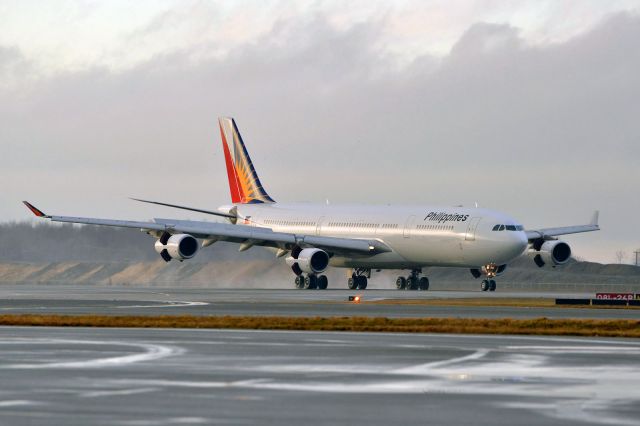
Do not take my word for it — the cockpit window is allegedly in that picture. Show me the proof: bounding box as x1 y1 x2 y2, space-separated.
494 223 524 231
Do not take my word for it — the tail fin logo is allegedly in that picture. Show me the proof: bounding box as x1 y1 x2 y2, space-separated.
218 117 275 204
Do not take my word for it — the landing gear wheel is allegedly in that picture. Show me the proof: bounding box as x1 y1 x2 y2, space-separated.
396 276 406 290
304 275 317 290
489 280 497 292
349 269 371 290
480 280 490 291
317 275 328 290
418 277 430 291
347 277 358 290
356 276 368 290
405 277 417 290
294 275 303 289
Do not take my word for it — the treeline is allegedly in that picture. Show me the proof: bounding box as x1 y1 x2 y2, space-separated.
0 222 273 262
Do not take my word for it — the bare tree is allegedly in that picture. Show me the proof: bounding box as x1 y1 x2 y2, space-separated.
615 250 626 264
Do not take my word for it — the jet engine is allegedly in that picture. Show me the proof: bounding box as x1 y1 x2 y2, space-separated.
530 240 571 267
286 248 330 275
155 233 199 262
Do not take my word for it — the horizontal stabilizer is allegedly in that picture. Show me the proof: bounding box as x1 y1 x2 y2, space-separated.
130 198 236 219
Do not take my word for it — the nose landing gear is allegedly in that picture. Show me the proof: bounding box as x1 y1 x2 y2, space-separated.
475 263 499 292
481 279 497 292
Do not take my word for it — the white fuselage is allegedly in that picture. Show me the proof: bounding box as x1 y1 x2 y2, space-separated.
231 203 528 270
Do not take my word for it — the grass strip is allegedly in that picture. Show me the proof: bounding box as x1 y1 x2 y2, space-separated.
365 298 640 309
365 298 555 307
0 315 639 337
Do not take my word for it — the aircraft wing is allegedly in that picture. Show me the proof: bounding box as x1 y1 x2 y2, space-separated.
22 202 390 256
525 211 600 241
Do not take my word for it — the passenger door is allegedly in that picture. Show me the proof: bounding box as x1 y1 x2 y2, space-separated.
316 216 325 236
465 217 481 241
403 215 417 238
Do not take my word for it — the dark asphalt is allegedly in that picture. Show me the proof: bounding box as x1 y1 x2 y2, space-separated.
0 285 638 319
0 327 638 426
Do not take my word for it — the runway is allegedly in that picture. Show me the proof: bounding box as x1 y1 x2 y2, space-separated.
0 285 638 319
0 326 638 425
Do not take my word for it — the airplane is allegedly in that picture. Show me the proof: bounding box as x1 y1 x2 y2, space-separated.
23 117 600 292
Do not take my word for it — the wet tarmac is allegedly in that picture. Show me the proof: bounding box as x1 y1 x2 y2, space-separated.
0 327 638 425
0 285 638 320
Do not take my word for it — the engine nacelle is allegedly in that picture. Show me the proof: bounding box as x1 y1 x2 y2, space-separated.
286 248 329 274
155 233 199 261
531 240 571 267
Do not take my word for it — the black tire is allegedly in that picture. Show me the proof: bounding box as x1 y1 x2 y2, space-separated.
357 276 368 290
489 280 497 292
396 276 406 290
480 280 489 291
347 277 358 290
418 277 429 291
294 275 303 289
317 275 328 290
304 275 317 290
406 277 416 290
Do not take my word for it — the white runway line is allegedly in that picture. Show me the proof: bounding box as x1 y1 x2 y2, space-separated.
81 387 161 398
393 348 490 373
117 300 209 309
0 338 183 369
116 417 212 426
0 400 40 407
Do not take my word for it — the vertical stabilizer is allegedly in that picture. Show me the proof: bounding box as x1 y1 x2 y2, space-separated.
218 117 275 204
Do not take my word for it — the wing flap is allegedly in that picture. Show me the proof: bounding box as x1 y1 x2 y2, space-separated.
51 215 168 232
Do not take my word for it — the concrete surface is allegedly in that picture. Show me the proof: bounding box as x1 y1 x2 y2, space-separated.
0 327 639 425
0 285 638 319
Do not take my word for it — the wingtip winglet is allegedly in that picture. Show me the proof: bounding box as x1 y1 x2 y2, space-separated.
591 210 599 227
22 201 48 218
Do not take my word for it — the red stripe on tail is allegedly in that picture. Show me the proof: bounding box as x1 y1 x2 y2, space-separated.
219 123 244 204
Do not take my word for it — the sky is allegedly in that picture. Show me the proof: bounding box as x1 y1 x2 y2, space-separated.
1 0 639 264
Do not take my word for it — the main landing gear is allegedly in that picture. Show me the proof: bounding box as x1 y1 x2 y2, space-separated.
396 269 429 291
347 268 370 290
294 274 328 290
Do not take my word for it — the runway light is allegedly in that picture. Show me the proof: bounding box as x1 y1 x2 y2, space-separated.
348 295 362 303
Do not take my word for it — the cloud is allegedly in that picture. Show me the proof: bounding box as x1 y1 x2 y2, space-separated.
1 11 639 262
0 46 21 66
0 45 31 87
